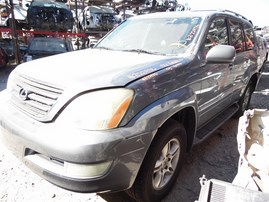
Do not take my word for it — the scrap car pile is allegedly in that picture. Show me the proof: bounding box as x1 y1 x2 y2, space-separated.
26 0 74 32
1 0 189 32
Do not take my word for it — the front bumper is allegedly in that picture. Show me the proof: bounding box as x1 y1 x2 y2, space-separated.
0 90 156 193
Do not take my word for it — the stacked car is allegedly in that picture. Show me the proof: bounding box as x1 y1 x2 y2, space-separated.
26 0 74 32
78 5 118 31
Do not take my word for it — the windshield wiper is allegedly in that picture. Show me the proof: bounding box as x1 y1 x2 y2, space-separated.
95 46 114 50
123 49 163 55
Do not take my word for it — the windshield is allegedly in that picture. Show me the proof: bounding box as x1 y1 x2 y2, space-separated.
96 16 202 55
29 39 67 53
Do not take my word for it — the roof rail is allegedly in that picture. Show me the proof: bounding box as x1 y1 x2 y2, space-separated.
220 9 253 24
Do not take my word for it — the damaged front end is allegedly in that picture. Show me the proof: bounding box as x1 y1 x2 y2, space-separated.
26 0 74 32
79 6 117 31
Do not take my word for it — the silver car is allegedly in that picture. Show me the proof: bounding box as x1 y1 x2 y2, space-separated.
78 6 117 31
0 10 261 201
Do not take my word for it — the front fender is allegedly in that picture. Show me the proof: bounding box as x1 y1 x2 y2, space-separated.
125 86 198 134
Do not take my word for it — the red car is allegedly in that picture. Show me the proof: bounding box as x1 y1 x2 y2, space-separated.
0 47 8 68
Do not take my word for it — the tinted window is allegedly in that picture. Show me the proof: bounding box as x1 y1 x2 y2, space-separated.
203 18 228 56
243 23 255 50
229 20 246 53
29 39 68 53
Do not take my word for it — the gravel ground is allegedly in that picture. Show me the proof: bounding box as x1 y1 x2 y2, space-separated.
0 63 268 202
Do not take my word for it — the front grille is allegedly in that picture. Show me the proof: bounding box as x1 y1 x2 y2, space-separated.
11 74 64 119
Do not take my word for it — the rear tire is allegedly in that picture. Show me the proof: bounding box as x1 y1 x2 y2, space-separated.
234 83 253 118
126 120 187 202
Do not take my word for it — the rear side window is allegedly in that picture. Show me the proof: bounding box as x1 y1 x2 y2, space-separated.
229 20 246 53
243 24 255 50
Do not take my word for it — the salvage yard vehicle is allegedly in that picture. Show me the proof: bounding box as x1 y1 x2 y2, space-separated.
78 5 117 31
0 46 8 68
23 37 74 62
26 0 74 32
0 10 262 202
0 38 27 60
4 4 28 30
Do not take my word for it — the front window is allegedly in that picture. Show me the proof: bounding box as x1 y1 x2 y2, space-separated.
204 18 228 52
96 16 202 55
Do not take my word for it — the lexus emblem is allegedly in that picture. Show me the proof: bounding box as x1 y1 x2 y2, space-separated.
19 88 29 101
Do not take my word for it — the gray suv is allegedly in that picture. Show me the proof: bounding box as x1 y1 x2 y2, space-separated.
0 10 261 202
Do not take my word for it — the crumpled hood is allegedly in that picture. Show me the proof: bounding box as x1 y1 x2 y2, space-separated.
15 49 183 91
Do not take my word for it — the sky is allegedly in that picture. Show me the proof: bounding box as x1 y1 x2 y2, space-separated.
182 0 269 27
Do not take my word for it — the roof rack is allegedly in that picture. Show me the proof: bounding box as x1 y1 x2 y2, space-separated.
220 9 253 25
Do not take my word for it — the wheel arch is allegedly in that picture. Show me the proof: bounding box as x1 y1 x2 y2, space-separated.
147 106 197 153
167 107 196 152
249 72 260 92
126 107 197 201
240 72 260 97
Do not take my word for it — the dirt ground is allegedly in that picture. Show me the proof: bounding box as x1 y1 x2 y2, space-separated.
0 63 268 202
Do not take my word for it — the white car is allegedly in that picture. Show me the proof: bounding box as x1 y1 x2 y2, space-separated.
115 9 136 22
78 5 117 31
4 4 28 29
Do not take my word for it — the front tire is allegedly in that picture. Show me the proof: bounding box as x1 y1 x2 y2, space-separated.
127 120 187 202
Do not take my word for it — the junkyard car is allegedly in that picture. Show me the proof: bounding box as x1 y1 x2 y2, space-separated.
26 0 74 32
4 4 28 30
0 47 8 68
23 37 74 62
0 10 261 202
0 38 27 60
78 5 117 31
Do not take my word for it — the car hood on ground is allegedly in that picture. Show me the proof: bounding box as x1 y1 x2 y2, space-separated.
15 49 185 91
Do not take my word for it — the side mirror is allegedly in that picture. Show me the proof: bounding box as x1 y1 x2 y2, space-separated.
206 45 235 64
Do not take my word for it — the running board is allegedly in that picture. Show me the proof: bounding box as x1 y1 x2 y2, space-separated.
194 104 239 145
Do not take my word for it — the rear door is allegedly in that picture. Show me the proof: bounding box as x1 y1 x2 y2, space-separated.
228 19 258 103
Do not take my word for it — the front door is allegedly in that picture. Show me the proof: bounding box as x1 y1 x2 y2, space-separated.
197 17 234 127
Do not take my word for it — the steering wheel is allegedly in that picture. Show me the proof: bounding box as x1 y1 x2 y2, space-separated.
169 42 187 48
